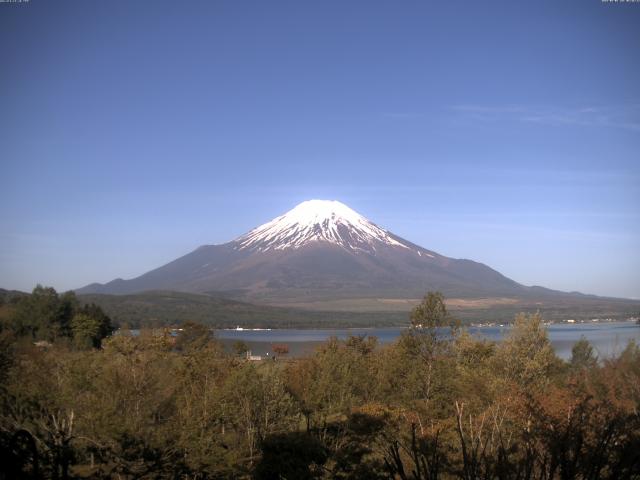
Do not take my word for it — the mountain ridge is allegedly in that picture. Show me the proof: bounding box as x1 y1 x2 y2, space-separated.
76 200 624 307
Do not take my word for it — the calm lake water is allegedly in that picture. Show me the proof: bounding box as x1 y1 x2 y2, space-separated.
216 321 640 360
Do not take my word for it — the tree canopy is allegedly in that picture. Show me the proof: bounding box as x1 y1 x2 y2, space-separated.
1 289 639 479
2 285 113 347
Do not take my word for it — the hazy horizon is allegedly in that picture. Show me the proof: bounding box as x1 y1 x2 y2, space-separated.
1 1 639 298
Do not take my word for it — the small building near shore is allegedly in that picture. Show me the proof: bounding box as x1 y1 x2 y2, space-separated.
246 350 262 361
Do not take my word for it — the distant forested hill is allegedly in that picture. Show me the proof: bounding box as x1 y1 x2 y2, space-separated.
0 288 29 303
77 290 408 329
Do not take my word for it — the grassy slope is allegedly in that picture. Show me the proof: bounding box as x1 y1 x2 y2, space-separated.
273 295 640 317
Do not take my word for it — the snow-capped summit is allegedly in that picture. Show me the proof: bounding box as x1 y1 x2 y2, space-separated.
235 200 410 253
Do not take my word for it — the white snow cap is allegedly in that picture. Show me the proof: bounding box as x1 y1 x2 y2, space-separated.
235 199 412 253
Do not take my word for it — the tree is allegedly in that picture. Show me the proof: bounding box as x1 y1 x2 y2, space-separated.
175 321 213 352
70 304 113 349
452 330 497 411
71 313 102 349
569 336 598 371
222 363 297 464
233 340 249 357
8 286 76 341
5 286 111 347
57 291 79 338
379 294 459 419
346 335 377 355
497 312 559 389
410 291 457 330
76 303 114 345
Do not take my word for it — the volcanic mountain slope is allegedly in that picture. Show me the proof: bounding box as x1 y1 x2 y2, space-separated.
78 200 575 303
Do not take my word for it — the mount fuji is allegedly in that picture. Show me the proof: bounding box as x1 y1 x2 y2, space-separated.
77 200 573 304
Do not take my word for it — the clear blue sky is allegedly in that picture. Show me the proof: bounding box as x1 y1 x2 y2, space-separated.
1 0 639 298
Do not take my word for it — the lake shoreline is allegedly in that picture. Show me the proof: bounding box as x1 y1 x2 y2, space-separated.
214 320 640 360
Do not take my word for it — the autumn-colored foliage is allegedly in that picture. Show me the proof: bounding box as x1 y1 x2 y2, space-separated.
272 343 290 356
1 291 639 478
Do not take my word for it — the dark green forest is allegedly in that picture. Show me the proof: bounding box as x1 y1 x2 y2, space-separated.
1 288 639 479
75 291 409 329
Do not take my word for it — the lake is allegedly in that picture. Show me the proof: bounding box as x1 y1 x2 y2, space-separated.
216 321 640 360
